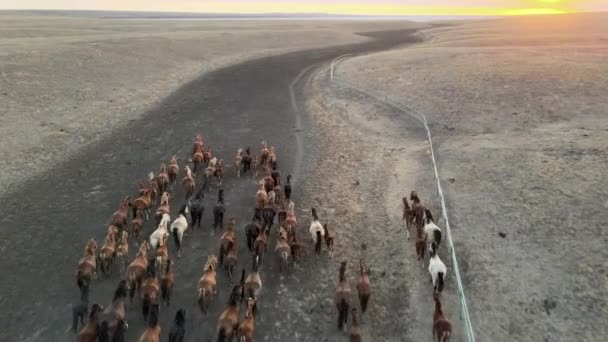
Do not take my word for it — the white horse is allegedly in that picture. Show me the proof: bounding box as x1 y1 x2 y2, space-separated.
309 208 324 246
423 209 442 247
150 213 170 250
171 204 189 258
428 242 447 293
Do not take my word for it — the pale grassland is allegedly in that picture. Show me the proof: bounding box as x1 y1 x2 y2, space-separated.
336 13 608 341
0 14 426 197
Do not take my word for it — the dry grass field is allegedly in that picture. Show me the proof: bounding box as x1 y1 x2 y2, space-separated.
0 14 426 198
333 12 608 341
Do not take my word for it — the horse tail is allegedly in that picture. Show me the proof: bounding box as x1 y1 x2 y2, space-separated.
441 330 452 342
71 305 79 332
338 298 349 330
198 288 207 314
172 227 181 251
360 293 370 313
437 272 445 293
217 326 227 342
142 293 151 319
434 229 442 246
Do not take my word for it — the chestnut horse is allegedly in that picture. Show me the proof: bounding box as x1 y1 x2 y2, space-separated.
275 234 291 273
433 292 453 342
223 239 239 279
203 146 212 167
133 184 154 221
253 225 269 267
131 209 144 243
350 308 362 342
197 255 218 314
335 261 352 332
244 257 262 304
137 303 161 342
323 223 335 259
238 297 256 342
260 141 270 168
168 155 180 186
192 145 204 176
192 134 204 157
76 303 104 342
217 285 241 341
356 259 372 314
158 164 170 196
76 239 98 295
410 191 426 232
111 196 131 230
116 231 129 274
182 166 195 201
415 225 427 269
141 262 160 322
160 260 174 307
99 226 119 276
127 241 150 303
219 218 236 266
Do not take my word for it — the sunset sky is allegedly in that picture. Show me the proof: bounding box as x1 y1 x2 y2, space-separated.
2 0 607 16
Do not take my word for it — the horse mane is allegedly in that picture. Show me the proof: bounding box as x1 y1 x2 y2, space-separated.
311 208 319 221
425 209 435 223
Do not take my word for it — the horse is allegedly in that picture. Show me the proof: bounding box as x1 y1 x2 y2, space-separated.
244 257 262 305
241 147 252 175
203 146 212 166
168 309 186 342
415 225 427 269
356 259 372 314
213 196 225 233
127 241 150 303
309 208 325 254
268 146 277 166
139 173 159 206
72 285 89 333
284 175 292 203
219 217 236 265
99 318 127 342
433 292 453 341
260 141 270 167
428 242 447 293
141 262 160 322
76 303 104 342
323 223 335 258
76 239 98 296
111 196 131 230
223 239 239 279
263 171 275 193
161 260 174 307
253 225 269 266
335 261 352 332
244 217 261 252
270 162 281 186
255 182 267 209
116 231 130 274
262 204 276 228
99 280 130 340
182 166 196 201
274 234 291 273
217 285 241 341
424 209 442 248
150 213 170 250
277 204 287 228
99 226 119 276
155 234 170 280
402 197 414 240
133 184 154 221
189 191 205 229
137 303 161 342
214 159 224 188
350 308 362 342
290 233 302 270
197 255 218 314
171 204 189 258
158 164 170 196
410 191 426 232
251 154 259 178
130 209 144 243
192 134 204 156
154 192 171 227
202 158 217 191
192 145 204 176
168 155 180 186
285 201 297 239
237 297 256 342
234 148 243 177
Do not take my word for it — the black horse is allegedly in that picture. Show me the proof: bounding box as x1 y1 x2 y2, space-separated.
168 309 186 342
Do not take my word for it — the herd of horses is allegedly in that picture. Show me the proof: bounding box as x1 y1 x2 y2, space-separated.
72 132 453 341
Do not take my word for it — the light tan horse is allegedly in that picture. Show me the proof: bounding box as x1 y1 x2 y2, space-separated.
76 239 98 295
111 196 131 230
168 155 180 186
217 285 241 341
234 148 243 178
116 231 129 274
197 256 218 314
255 181 267 209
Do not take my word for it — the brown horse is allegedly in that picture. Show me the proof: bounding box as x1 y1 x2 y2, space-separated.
141 263 160 322
410 191 426 232
251 154 259 178
192 134 204 157
154 192 171 227
244 257 262 304
182 166 195 200
127 241 150 303
268 146 277 166
335 261 352 332
138 303 161 342
131 209 144 242
111 196 131 230
160 259 174 307
253 225 269 266
217 285 241 341
290 232 302 270
357 259 372 314
323 223 335 258
263 171 275 193
214 159 224 188
260 141 270 167
155 234 169 279
238 297 256 342
224 239 239 279
158 164 170 195
76 303 104 342
433 292 453 342
350 308 362 342
219 217 236 266
99 226 119 276
197 255 218 314
99 280 130 340
168 155 180 186
415 225 427 269
192 145 204 175
275 233 291 273
133 184 154 221
76 239 98 295
203 146 212 166
402 197 414 240
234 148 243 178
116 231 129 274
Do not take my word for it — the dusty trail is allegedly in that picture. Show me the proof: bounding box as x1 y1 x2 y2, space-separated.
0 29 431 341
